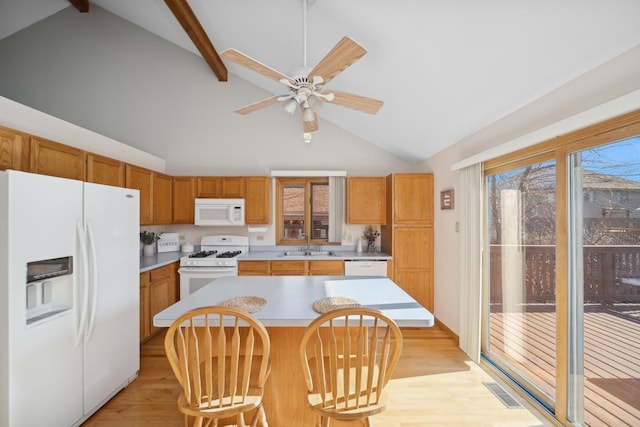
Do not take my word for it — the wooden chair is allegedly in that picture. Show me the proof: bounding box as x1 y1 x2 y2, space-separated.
164 306 271 427
299 307 403 427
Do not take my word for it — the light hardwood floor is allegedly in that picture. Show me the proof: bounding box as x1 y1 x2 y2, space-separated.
83 325 554 427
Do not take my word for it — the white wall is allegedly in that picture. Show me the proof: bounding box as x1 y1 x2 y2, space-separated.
422 50 640 334
0 5 415 176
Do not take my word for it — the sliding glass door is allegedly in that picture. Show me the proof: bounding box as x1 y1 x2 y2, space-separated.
482 112 640 426
568 137 640 426
484 157 557 410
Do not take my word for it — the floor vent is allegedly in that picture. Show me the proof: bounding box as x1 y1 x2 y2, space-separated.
483 382 523 409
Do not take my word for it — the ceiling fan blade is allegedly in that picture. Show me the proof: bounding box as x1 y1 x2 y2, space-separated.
307 37 367 85
323 90 383 114
234 95 281 115
221 49 294 84
302 111 319 132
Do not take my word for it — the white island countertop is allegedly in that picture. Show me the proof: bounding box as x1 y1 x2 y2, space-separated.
153 275 434 328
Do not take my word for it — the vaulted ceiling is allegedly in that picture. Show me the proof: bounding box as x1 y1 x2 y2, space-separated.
2 0 640 163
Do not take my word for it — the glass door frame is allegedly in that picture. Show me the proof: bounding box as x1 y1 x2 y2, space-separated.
480 109 640 426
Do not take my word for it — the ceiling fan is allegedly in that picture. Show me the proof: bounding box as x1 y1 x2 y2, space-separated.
220 0 383 134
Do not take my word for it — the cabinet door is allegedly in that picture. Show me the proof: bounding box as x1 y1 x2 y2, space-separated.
392 174 433 225
30 136 86 180
0 126 28 171
393 227 433 311
221 177 245 197
126 164 154 225
149 265 172 336
245 176 271 225
169 261 179 305
139 272 151 343
308 260 344 276
173 177 196 224
197 177 220 197
238 260 270 276
87 153 125 187
394 270 433 312
270 260 307 276
153 173 172 225
347 177 386 224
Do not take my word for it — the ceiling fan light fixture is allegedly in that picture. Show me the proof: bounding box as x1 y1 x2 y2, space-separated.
283 98 298 114
307 95 322 112
303 107 315 122
303 132 312 143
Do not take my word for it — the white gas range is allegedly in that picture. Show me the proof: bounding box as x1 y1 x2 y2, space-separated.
178 235 248 300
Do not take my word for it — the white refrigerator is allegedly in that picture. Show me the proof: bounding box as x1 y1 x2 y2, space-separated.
0 170 140 427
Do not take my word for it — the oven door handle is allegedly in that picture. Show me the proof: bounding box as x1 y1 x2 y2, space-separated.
178 267 237 274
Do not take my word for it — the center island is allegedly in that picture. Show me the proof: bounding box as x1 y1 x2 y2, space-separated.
153 275 434 426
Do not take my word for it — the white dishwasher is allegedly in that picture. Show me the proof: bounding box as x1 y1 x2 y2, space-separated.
344 260 388 276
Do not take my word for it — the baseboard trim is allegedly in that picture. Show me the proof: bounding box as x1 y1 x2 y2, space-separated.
435 318 459 342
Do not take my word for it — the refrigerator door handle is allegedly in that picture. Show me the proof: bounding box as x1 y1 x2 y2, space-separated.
85 220 99 341
75 220 90 345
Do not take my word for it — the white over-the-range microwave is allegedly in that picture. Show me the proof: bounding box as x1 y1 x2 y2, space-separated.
194 198 245 226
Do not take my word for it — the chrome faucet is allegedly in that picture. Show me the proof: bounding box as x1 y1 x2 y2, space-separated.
300 232 311 252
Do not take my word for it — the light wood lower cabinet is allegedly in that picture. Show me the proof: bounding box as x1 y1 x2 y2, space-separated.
139 271 151 344
140 262 179 343
270 260 307 276
238 260 270 276
308 260 344 276
239 260 345 276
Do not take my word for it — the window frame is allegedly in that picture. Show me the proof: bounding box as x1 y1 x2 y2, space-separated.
275 176 329 246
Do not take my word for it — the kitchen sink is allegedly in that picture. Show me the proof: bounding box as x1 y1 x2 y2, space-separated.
280 250 335 257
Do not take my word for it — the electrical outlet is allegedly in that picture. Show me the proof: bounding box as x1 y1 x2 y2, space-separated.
347 234 352 241
257 235 264 241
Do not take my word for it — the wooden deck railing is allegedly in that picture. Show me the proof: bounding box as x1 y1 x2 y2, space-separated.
489 245 640 304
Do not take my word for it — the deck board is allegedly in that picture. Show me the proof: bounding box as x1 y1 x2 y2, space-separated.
489 304 640 426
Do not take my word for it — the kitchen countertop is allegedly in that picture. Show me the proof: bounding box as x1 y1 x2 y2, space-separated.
139 251 184 272
153 275 432 328
140 248 392 273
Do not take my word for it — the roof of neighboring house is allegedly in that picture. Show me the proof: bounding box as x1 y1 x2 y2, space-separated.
583 170 640 191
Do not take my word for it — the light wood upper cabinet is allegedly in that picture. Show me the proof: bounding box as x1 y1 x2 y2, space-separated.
245 176 271 225
86 153 125 187
153 173 172 225
347 177 386 224
389 173 433 225
126 164 154 225
30 136 86 180
197 176 245 198
0 126 28 171
196 176 220 197
221 177 245 197
173 177 196 224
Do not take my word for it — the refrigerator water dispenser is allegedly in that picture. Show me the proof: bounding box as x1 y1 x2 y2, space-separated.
25 256 74 325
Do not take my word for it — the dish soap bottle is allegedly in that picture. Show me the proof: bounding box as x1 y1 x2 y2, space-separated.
356 239 363 253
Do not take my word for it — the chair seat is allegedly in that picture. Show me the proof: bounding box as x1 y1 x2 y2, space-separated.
178 393 264 419
307 390 389 420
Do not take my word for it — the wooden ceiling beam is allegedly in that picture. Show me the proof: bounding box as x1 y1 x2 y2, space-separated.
68 0 89 13
164 0 227 82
